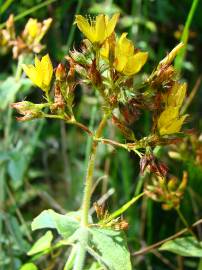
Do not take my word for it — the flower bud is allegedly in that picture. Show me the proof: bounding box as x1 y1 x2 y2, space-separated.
55 63 66 81
159 42 184 67
178 171 188 192
11 101 45 121
112 115 136 141
69 49 89 65
168 178 177 191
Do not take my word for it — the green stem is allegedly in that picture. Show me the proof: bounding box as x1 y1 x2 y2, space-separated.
64 246 77 270
81 115 108 226
174 0 199 72
73 114 108 270
176 207 196 238
73 229 88 270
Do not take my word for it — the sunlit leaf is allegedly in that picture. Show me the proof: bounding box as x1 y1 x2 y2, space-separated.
89 228 132 270
159 236 202 257
31 209 80 238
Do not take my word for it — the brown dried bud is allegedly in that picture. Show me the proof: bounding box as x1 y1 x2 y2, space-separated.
140 154 168 177
55 63 66 81
11 101 44 121
50 84 65 113
88 59 102 86
114 219 129 231
112 115 136 141
119 101 141 125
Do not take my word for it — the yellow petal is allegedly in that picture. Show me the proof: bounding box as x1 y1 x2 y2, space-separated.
40 54 53 88
117 33 134 57
158 107 179 130
159 115 187 135
114 55 128 72
74 15 95 43
123 52 148 75
22 64 42 88
100 40 109 59
105 13 119 37
95 14 106 43
34 55 41 69
25 18 39 38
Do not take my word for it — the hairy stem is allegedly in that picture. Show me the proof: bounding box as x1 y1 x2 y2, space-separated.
81 115 108 226
73 114 108 270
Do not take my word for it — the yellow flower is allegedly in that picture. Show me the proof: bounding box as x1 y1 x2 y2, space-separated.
22 54 53 92
74 13 119 44
114 33 148 76
24 18 39 38
157 81 188 136
23 18 52 46
157 107 187 135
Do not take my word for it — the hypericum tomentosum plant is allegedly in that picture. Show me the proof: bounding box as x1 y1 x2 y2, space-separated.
12 13 192 270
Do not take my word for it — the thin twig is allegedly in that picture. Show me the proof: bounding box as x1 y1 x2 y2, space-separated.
95 137 128 150
133 219 202 256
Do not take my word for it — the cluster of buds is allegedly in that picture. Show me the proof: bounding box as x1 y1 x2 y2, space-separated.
0 15 52 58
140 153 168 177
94 202 128 231
144 172 188 210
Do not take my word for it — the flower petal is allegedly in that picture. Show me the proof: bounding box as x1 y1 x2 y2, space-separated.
95 14 106 43
106 13 119 37
159 115 187 135
117 33 134 57
123 52 148 75
74 15 95 43
41 54 53 88
22 64 41 88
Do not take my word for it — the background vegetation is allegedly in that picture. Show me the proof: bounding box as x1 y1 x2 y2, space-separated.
0 0 202 269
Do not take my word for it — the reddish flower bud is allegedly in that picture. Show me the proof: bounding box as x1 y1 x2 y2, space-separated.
55 63 66 81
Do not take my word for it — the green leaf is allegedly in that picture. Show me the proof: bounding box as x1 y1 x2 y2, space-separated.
89 228 132 270
20 262 38 270
159 236 202 257
31 209 80 238
0 77 21 110
27 231 53 256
